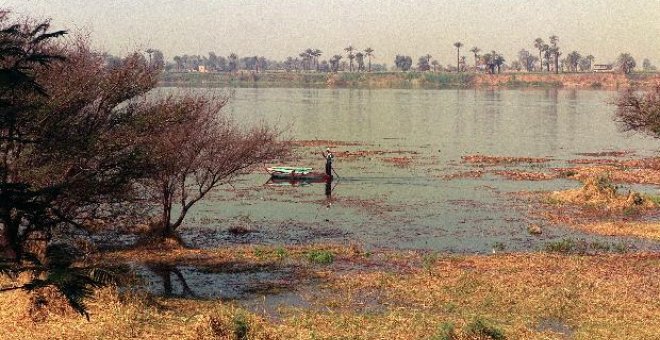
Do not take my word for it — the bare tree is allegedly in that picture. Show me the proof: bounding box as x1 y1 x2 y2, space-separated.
614 85 660 136
138 95 286 240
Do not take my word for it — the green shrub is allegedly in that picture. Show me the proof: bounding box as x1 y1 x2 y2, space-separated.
422 253 438 274
431 321 457 340
544 238 576 253
275 246 288 260
307 250 334 264
233 314 249 340
464 317 506 340
492 242 506 252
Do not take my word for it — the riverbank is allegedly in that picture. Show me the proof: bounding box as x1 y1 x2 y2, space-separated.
2 245 658 339
160 71 660 89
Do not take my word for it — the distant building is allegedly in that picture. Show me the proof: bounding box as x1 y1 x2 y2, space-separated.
592 64 613 72
198 65 208 73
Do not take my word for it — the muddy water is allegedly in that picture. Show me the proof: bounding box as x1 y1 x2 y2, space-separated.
157 87 660 253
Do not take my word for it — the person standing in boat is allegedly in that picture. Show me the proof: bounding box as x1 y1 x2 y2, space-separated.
323 147 334 177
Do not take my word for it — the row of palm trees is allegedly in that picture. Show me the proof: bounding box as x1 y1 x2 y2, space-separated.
168 34 645 74
298 46 376 72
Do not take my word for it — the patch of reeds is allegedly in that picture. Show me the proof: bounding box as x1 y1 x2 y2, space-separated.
548 176 655 210
462 155 550 165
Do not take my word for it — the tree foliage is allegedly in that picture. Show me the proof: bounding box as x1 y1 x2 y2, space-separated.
394 55 413 71
0 10 284 317
134 95 286 238
0 11 154 319
616 53 636 74
614 86 660 137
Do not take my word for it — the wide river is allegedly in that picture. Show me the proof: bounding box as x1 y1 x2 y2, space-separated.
158 87 660 253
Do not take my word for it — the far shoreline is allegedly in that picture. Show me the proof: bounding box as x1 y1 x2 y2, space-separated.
160 71 660 90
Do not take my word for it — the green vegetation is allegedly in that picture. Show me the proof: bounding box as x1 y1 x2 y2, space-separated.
306 250 334 264
432 321 457 340
464 317 506 340
492 242 507 252
233 314 249 340
543 238 628 254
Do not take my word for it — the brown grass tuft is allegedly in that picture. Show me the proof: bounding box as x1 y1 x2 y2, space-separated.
462 155 550 165
548 177 655 210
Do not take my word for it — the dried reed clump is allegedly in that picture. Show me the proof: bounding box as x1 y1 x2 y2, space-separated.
548 176 655 210
575 151 633 157
290 140 364 147
577 221 660 240
329 149 418 161
442 170 484 180
28 287 77 322
381 156 413 167
494 170 558 181
462 155 550 165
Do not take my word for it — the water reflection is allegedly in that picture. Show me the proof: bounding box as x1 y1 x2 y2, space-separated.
136 262 302 300
147 263 196 298
265 178 336 201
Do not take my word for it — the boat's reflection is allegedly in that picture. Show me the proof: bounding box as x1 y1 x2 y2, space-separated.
265 178 336 199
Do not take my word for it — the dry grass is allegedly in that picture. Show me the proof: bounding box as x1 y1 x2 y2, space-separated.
462 155 550 165
575 221 660 240
575 151 633 157
554 164 660 185
536 173 660 240
290 139 364 148
2 245 659 340
548 177 655 210
494 170 558 181
381 156 413 167
330 149 418 161
442 170 485 180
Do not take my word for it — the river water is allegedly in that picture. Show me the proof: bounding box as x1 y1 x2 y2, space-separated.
157 87 660 253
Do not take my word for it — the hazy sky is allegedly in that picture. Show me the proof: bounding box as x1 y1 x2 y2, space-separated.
3 0 659 66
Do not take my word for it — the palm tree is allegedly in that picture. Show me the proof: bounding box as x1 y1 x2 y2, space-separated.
330 55 343 72
312 49 322 70
454 42 463 72
494 54 505 74
542 44 551 72
344 45 355 72
228 53 238 72
364 47 374 72
534 38 544 71
469 47 481 72
173 56 182 71
303 48 314 70
145 48 154 65
355 52 365 71
549 35 560 73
